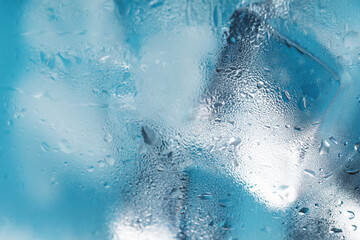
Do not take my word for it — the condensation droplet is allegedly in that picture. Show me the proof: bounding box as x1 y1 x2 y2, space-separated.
40 142 50 152
354 142 360 152
257 81 264 89
329 136 338 144
282 90 291 102
344 31 360 49
347 210 355 220
319 140 330 155
58 139 74 154
304 169 316 177
298 207 310 215
197 192 213 200
347 168 359 175
104 133 113 143
98 160 106 168
330 227 342 234
105 155 115 166
87 166 95 172
229 137 241 148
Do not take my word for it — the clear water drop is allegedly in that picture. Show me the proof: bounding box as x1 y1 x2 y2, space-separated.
40 142 50 152
197 192 213 200
319 140 330 155
105 155 115 166
347 168 359 175
330 227 342 234
347 210 355 220
104 133 113 143
58 139 74 154
98 160 106 168
329 136 338 144
304 169 316 177
354 142 360 152
87 166 95 172
298 207 310 215
229 137 241 148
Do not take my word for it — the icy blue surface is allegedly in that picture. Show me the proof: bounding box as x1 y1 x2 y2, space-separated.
0 0 360 239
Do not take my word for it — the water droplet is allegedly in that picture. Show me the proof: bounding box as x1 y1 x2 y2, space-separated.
257 81 264 89
298 96 307 109
352 225 357 231
299 207 310 215
98 160 106 168
58 139 74 154
282 90 291 102
347 210 355 220
197 192 213 200
229 137 241 148
149 0 164 8
319 140 330 155
221 221 231 230
40 142 50 152
344 31 360 49
105 155 115 166
294 126 303 131
277 185 297 203
218 199 232 208
304 169 316 177
337 200 343 207
7 119 13 126
354 142 360 152
104 133 113 143
347 168 359 175
321 172 333 180
329 136 338 144
104 182 110 188
330 227 342 234
213 5 221 28
50 176 57 185
87 166 95 172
